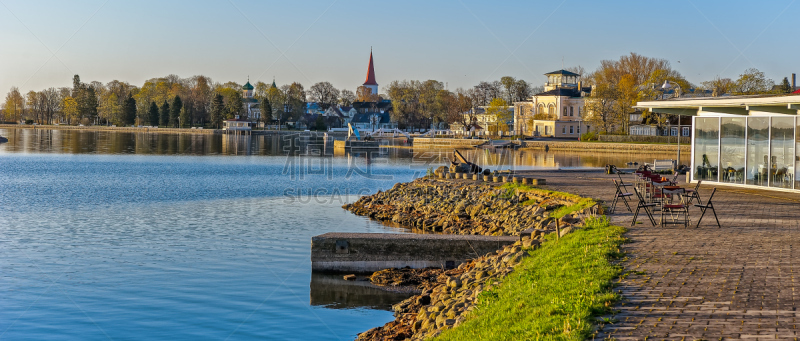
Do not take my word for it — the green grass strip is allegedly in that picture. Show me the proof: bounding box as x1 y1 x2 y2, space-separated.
499 183 597 219
435 216 626 341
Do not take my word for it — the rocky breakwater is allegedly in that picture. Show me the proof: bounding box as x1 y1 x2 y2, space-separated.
357 242 532 340
345 178 600 340
343 178 595 236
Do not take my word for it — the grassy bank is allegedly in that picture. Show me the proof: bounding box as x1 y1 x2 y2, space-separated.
500 182 598 219
435 216 626 340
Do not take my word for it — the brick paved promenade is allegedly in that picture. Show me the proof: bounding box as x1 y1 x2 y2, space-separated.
520 170 800 340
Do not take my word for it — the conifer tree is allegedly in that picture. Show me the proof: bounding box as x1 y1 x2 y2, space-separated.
122 93 137 125
170 96 182 127
159 100 170 126
210 93 224 128
148 101 159 126
780 77 792 94
260 98 272 127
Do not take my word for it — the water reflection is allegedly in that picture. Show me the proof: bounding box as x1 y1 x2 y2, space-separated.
309 273 414 310
0 128 677 169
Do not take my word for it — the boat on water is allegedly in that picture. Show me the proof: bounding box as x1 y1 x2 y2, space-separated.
0 136 8 143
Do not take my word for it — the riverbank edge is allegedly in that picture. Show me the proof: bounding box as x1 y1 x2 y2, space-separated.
0 124 348 136
345 179 624 340
413 137 689 153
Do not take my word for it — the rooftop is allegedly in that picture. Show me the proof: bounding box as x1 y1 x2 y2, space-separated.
544 69 581 77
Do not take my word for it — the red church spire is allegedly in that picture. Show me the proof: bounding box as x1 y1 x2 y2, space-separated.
363 49 377 86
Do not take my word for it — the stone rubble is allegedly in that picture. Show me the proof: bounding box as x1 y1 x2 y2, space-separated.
346 178 598 340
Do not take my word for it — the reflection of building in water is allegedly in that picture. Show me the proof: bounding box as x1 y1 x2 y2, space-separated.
221 135 253 155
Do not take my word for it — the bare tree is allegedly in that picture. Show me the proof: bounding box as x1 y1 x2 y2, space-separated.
701 77 735 97
339 89 356 106
308 82 340 109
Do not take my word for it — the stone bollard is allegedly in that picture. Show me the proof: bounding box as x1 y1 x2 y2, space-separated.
463 173 470 180
473 174 480 181
492 176 500 182
445 173 452 179
438 173 444 179
523 177 533 185
513 176 521 183
502 176 510 183
483 175 490 182
531 179 546 185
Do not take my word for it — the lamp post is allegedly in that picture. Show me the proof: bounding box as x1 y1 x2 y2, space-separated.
661 80 682 169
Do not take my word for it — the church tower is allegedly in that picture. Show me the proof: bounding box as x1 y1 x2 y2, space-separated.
363 49 378 95
242 77 254 99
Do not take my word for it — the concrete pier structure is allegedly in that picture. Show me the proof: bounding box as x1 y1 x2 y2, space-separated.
311 232 517 273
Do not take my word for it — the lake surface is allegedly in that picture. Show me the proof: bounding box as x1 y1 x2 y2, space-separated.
0 128 675 340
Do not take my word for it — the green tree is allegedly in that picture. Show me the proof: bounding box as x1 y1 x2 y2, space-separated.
225 92 243 119
314 114 326 131
500 76 516 104
148 101 159 126
122 93 137 125
780 77 792 94
734 68 774 95
170 96 182 127
179 103 191 128
259 98 272 128
210 93 224 128
486 98 510 136
159 100 170 126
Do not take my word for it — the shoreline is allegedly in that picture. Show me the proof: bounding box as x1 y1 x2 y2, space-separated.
1 125 689 152
342 178 603 340
0 124 348 136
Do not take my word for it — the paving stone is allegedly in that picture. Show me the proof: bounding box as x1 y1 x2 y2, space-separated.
520 170 800 340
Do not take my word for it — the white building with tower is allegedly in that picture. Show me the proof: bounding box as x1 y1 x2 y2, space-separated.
514 69 591 138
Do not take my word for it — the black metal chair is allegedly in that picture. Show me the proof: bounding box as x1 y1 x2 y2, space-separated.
632 186 657 226
661 188 689 228
684 180 703 205
611 179 633 213
616 172 633 191
694 187 720 228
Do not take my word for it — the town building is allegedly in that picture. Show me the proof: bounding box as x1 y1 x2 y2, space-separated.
628 111 691 138
242 79 260 123
637 94 800 192
514 70 591 138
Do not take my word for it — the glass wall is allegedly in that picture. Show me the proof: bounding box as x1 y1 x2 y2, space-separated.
746 117 769 186
770 117 794 188
720 117 746 184
796 119 800 190
694 117 719 181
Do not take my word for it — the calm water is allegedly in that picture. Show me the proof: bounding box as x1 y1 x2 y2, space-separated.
0 128 675 340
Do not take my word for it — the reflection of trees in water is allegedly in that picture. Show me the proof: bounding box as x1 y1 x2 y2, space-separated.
0 129 677 168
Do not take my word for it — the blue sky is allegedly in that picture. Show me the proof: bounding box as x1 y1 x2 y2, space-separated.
1 0 797 94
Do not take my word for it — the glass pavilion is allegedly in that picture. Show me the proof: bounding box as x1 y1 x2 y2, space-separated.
637 95 800 191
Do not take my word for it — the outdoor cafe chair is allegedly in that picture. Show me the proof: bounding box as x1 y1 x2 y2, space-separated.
616 172 633 191
684 180 703 205
660 187 689 228
611 179 633 214
631 186 657 227
694 187 721 228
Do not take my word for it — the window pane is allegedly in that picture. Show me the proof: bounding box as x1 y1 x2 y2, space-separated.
796 119 800 189
746 117 769 186
770 117 794 188
720 117 745 184
694 117 719 181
